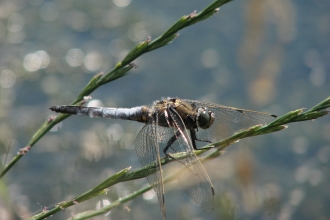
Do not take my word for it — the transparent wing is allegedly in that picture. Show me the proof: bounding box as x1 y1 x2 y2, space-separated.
135 121 166 218
183 99 276 142
166 107 214 212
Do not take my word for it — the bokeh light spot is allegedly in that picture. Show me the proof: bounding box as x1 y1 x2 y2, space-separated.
127 22 148 42
289 188 305 206
23 51 50 72
66 48 84 67
143 190 156 200
0 70 16 88
82 131 103 161
201 49 219 68
71 12 91 32
294 166 309 183
84 52 103 71
309 66 326 87
23 53 42 72
7 13 25 33
87 99 103 107
113 0 131 8
107 124 124 141
292 136 309 155
36 50 50 68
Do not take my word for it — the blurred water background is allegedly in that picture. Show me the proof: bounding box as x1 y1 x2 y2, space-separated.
0 0 329 219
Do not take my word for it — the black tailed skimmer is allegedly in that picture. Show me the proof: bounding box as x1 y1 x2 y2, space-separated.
50 97 276 218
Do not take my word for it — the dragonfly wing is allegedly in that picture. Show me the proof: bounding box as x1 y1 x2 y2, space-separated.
166 107 214 211
135 121 166 218
168 132 215 211
183 99 276 141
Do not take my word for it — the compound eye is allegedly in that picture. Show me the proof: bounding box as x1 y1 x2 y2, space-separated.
196 107 215 129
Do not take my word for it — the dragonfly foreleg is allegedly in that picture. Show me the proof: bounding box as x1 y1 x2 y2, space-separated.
189 129 212 150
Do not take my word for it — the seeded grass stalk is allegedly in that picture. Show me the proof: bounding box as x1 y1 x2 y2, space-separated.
0 0 233 179
28 96 330 220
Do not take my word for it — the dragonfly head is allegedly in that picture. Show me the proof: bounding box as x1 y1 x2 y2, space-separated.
196 107 215 129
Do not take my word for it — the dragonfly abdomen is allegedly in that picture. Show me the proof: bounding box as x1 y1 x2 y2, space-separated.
50 105 150 123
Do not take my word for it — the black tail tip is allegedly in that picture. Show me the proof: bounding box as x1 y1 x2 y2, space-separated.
49 106 58 112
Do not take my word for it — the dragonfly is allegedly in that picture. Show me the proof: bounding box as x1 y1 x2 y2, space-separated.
50 97 276 218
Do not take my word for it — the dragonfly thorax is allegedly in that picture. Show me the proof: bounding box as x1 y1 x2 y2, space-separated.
196 107 215 129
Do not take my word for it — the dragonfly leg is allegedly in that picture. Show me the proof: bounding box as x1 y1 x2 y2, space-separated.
189 129 212 150
163 131 189 166
163 130 180 154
